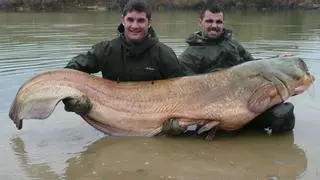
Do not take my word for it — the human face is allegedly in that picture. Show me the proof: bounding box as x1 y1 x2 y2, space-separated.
198 10 224 39
121 10 151 43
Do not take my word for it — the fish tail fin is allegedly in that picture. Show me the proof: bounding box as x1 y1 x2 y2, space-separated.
8 96 63 130
9 97 23 130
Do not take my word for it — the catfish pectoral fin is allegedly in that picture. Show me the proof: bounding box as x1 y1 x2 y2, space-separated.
248 82 276 113
261 72 289 101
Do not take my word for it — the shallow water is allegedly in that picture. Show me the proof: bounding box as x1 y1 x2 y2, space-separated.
0 11 320 180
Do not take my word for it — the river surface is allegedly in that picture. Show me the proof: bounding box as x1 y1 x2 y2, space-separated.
0 10 319 180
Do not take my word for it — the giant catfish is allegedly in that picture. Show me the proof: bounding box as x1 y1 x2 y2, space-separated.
9 57 315 138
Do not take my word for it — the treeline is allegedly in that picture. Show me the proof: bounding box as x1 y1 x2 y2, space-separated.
0 0 319 12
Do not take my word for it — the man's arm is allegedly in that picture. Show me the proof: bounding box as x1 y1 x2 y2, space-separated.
157 44 187 78
63 41 108 115
234 41 254 62
65 41 109 73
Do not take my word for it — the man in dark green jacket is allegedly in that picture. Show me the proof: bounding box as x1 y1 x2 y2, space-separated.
179 28 254 74
174 4 295 136
63 0 186 132
65 0 185 82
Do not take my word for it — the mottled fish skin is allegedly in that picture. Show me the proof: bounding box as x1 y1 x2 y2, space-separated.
8 57 315 136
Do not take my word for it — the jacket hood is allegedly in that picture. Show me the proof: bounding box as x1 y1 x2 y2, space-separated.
116 23 158 57
185 28 233 45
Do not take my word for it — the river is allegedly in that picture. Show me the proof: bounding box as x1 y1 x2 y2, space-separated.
0 10 319 180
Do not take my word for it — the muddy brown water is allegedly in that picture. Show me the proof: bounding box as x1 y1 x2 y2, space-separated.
0 10 319 180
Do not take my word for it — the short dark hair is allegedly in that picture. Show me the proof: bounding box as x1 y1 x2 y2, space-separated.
199 3 224 19
122 0 152 20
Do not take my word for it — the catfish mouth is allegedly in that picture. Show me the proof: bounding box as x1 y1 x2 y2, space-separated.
293 74 315 95
293 58 315 95
268 72 314 100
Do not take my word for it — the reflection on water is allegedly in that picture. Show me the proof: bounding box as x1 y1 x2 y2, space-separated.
11 132 306 180
1 10 320 180
11 137 60 180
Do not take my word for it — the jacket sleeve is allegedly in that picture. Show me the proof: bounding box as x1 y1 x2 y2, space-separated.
157 44 187 78
234 40 254 62
65 41 109 73
178 47 202 75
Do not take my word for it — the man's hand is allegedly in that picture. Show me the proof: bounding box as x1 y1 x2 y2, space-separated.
162 119 202 136
62 95 92 115
162 118 185 136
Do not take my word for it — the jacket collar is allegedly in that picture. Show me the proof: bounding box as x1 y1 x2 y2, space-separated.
185 28 233 45
116 24 158 57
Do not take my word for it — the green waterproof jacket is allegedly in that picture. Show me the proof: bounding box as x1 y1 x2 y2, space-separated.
179 29 254 75
65 24 186 82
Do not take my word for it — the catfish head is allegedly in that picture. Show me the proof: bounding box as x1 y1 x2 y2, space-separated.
243 56 315 114
265 56 314 97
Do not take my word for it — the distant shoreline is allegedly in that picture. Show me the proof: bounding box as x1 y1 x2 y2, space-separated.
0 0 319 12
